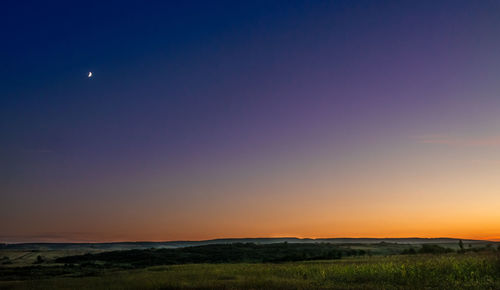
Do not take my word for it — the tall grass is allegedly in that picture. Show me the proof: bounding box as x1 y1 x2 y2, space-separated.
1 253 498 289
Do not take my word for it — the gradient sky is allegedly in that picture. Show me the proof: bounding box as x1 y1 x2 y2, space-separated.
1 0 500 243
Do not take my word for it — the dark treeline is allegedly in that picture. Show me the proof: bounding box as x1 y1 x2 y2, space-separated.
56 243 368 267
401 243 500 255
402 244 454 255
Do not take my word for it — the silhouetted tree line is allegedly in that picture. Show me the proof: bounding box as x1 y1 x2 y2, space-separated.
402 244 454 255
56 243 369 267
457 243 499 254
402 240 500 255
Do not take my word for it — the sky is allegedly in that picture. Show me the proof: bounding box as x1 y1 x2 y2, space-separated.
1 0 500 243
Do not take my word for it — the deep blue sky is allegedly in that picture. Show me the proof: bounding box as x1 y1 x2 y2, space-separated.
2 1 500 242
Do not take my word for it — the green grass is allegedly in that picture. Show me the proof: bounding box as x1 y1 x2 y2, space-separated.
0 249 105 267
1 253 498 289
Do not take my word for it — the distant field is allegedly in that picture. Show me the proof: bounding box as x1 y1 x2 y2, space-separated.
1 253 499 289
0 249 106 268
1 241 499 289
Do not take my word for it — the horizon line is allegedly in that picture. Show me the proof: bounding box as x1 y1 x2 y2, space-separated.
2 236 498 245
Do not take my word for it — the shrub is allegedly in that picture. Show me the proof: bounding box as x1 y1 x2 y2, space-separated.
418 244 453 254
34 255 44 264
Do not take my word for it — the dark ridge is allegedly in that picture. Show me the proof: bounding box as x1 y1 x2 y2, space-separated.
1 237 492 251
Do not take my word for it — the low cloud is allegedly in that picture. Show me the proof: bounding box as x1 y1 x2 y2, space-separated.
413 134 500 147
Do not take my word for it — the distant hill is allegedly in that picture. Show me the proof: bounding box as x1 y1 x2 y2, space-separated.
0 237 492 251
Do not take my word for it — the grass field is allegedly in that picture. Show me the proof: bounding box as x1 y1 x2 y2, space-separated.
0 249 105 268
1 253 499 289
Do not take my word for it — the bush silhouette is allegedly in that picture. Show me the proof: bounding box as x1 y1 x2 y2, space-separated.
418 244 453 254
34 255 44 264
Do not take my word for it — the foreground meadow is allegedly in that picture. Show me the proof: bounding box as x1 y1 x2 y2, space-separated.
1 253 499 289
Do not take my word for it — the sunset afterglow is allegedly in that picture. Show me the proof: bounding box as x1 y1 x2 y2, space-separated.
1 0 500 243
